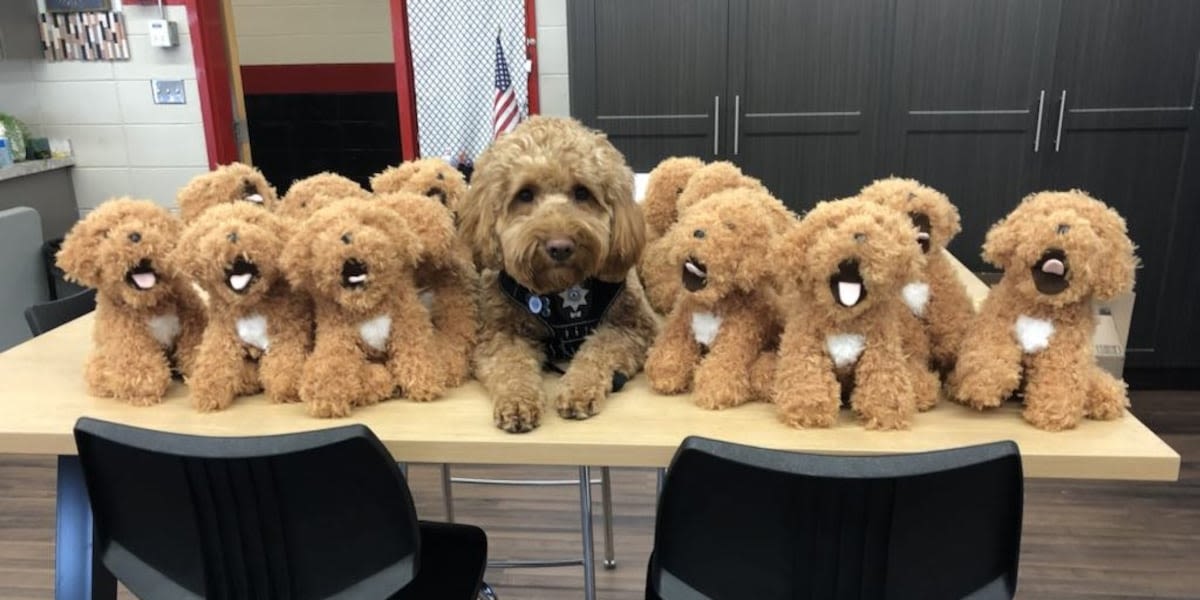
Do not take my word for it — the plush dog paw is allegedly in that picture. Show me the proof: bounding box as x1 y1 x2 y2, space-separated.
779 408 838 429
693 378 751 411
645 354 693 394
1022 407 1080 432
555 375 608 420
125 394 165 408
860 410 911 431
953 374 1007 410
494 394 543 433
308 398 355 418
266 387 301 404
191 390 233 412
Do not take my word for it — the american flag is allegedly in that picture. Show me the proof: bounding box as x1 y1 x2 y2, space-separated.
493 31 519 138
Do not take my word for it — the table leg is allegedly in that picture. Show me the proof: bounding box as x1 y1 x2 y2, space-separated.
441 464 455 523
600 467 616 569
577 466 596 600
656 467 666 500
55 455 116 600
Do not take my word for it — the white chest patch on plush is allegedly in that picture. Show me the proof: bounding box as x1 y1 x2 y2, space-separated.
146 313 180 348
691 311 722 347
359 315 392 352
1014 315 1055 354
418 288 435 312
826 333 866 368
902 281 931 317
236 314 270 351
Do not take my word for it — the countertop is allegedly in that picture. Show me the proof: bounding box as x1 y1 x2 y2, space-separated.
0 158 75 183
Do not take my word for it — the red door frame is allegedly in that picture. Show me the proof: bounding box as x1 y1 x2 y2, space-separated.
187 0 539 167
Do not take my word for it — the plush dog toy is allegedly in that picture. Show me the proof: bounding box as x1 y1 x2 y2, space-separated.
951 190 1137 431
371 158 469 214
641 161 766 315
645 188 793 409
281 199 445 417
276 172 369 222
459 116 657 432
177 162 278 222
172 204 312 411
860 177 974 374
57 198 205 405
771 198 926 429
641 157 705 240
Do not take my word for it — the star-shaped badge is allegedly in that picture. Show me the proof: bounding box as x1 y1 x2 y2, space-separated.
559 285 589 316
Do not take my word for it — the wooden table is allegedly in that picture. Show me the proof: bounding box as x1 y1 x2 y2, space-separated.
0 312 1180 600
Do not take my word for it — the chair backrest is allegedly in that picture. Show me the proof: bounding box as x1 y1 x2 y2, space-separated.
0 206 50 351
649 437 1023 600
73 418 422 600
25 288 96 336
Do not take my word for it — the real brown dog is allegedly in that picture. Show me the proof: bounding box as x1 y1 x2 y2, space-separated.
459 116 656 432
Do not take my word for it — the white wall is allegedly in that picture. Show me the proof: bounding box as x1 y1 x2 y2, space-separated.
231 0 393 65
535 0 570 117
0 3 208 215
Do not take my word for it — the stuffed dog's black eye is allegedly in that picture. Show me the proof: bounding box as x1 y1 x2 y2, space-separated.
128 232 141 243
572 185 592 202
675 187 684 195
1057 224 1070 235
227 232 238 243
515 188 535 203
436 172 445 181
854 232 867 243
724 222 736 231
341 233 352 244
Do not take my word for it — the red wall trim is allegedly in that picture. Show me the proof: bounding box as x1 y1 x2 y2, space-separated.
124 0 186 5
184 0 237 169
241 63 397 95
524 0 539 115
389 0 420 160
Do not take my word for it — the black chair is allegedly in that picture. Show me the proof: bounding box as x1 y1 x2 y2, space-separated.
24 288 96 336
73 418 487 599
646 437 1023 600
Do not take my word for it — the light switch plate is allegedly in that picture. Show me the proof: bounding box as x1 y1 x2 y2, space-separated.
148 19 179 48
152 79 186 105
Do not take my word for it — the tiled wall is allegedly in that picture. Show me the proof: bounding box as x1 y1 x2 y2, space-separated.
0 3 207 216
535 0 570 117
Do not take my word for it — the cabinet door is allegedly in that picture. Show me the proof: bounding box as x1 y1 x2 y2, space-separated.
885 0 1061 268
1041 0 1200 365
567 0 729 171
726 0 891 211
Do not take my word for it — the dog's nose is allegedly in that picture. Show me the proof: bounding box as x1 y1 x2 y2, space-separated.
545 238 576 262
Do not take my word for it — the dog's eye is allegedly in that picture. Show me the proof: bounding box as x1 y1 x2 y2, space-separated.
341 233 352 245
227 232 238 243
675 187 684 195
724 221 736 231
572 185 592 202
1057 223 1070 235
515 188 535 203
128 232 141 243
436 172 445 181
853 232 867 243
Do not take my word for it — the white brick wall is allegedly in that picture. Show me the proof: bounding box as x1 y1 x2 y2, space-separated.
535 0 570 117
0 2 208 216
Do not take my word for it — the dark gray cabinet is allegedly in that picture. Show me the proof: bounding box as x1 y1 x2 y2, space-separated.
0 1 40 60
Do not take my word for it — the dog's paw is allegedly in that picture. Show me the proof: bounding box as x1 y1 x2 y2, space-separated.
645 357 693 395
953 375 1007 410
191 390 232 412
494 393 543 433
308 398 354 418
1022 407 1080 431
125 394 165 408
266 387 301 404
779 408 838 429
555 371 610 420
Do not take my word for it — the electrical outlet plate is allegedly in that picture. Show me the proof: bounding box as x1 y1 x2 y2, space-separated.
152 79 186 105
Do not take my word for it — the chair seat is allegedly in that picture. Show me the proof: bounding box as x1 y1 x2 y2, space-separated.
392 522 487 599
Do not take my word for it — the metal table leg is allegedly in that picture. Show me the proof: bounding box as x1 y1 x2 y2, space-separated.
577 466 597 600
441 463 455 523
55 455 116 600
656 467 666 500
600 467 616 569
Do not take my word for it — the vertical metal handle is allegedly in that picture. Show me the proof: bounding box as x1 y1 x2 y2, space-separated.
1054 89 1067 152
713 96 720 156
1033 90 1045 152
733 95 741 156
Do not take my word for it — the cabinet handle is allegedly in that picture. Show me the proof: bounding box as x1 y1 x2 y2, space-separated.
733 95 741 156
1033 90 1046 152
713 96 720 156
1054 89 1067 152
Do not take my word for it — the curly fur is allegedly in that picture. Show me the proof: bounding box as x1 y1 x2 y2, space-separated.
771 198 926 430
642 161 766 315
860 177 974 377
281 200 445 417
458 116 657 432
172 204 312 411
371 158 469 215
950 190 1137 431
277 172 369 222
177 162 278 223
57 199 206 405
645 188 793 409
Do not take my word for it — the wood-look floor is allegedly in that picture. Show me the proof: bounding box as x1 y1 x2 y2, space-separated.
0 390 1196 599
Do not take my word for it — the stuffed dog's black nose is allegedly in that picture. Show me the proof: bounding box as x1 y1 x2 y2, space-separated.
545 238 576 262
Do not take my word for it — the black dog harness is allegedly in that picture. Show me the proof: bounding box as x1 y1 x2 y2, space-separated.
498 271 630 391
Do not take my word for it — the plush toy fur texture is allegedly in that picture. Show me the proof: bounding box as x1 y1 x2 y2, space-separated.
637 157 703 315
177 162 278 223
459 116 657 432
371 158 469 215
860 177 974 376
57 198 205 405
281 199 445 417
951 190 1137 431
641 161 766 315
772 198 926 429
645 188 793 409
172 204 312 411
277 172 368 222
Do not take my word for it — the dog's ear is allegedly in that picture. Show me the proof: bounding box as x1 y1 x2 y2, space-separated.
56 213 107 288
598 166 645 282
981 207 1021 270
279 218 315 290
370 163 413 194
1086 198 1138 300
457 164 505 271
169 220 208 281
376 192 452 263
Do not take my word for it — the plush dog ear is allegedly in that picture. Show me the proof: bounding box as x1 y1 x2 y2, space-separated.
457 163 505 271
981 209 1020 270
370 162 415 194
279 220 315 291
169 220 208 281
1084 196 1138 300
56 215 106 288
598 165 645 282
375 192 452 262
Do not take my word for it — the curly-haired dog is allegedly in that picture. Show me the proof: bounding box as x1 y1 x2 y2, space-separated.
641 161 766 315
951 190 1137 431
771 198 926 429
459 116 657 432
177 162 278 222
281 200 445 417
276 172 369 222
371 158 469 215
172 204 312 411
57 198 205 405
645 188 792 409
860 177 974 375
